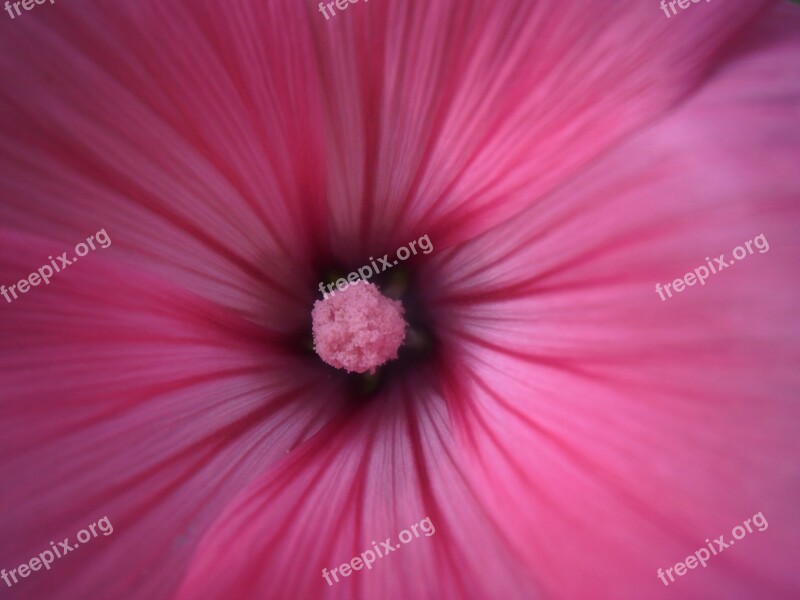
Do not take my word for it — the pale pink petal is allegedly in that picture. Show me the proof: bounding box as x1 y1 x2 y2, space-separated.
421 6 800 597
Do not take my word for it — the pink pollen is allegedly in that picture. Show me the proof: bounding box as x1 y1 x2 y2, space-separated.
312 281 407 374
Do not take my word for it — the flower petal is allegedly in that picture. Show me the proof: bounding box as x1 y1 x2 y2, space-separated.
422 5 800 597
0 232 334 600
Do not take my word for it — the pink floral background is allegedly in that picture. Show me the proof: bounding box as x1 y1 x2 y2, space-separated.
1 0 799 598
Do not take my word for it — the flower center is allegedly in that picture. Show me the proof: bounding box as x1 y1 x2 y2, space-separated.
311 281 407 374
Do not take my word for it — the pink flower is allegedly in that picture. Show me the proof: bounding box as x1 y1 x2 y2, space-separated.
1 1 799 599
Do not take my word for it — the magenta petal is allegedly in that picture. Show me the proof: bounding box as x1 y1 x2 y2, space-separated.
0 0 777 259
0 1 797 599
0 232 337 600
174 380 541 600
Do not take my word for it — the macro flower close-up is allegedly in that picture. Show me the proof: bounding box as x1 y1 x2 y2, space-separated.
1 1 799 599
